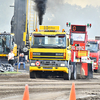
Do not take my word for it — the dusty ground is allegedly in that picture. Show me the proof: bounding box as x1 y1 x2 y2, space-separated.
0 72 100 100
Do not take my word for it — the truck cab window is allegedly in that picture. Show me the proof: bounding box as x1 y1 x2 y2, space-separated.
86 42 98 52
31 34 66 48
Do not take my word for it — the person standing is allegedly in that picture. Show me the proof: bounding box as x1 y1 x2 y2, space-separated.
18 53 26 69
8 49 14 66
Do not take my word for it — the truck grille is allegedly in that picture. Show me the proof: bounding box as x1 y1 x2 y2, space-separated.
33 52 63 59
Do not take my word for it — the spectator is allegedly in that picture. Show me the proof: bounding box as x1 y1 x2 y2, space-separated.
8 49 14 66
18 53 25 69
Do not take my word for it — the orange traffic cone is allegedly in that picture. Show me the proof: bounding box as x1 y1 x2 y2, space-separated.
23 84 30 100
69 83 76 100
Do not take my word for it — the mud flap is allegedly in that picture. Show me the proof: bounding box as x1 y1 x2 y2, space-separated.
76 63 86 79
73 63 93 79
81 63 93 79
87 63 93 78
81 63 88 78
76 63 82 79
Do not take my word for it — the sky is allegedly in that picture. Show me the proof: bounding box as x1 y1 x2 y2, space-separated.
43 0 100 39
0 0 14 33
0 0 100 39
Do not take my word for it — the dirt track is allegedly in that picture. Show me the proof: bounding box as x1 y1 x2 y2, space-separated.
0 73 100 100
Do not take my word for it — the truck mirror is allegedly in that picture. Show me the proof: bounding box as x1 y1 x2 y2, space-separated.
70 38 73 45
12 38 14 45
67 46 71 50
12 38 14 43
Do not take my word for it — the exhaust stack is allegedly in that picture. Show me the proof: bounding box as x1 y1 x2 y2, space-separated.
34 0 47 25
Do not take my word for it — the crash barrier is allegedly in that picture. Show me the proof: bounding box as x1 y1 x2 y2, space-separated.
23 84 30 100
69 83 76 100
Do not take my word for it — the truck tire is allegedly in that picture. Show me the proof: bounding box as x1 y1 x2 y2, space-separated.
71 64 77 80
30 71 36 79
63 67 71 80
68 67 71 80
63 73 68 80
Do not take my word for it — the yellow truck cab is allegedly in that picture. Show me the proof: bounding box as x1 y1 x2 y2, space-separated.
29 26 72 80
0 32 17 64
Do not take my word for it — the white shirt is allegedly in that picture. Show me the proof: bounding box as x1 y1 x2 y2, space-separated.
8 52 14 60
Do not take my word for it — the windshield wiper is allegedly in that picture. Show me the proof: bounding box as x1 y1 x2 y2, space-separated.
31 44 65 48
31 45 46 48
55 46 65 48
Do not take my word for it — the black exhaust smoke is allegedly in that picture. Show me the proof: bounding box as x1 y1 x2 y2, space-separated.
34 0 47 25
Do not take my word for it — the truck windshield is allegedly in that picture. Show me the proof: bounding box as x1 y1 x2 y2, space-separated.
86 42 98 52
0 35 11 53
71 33 85 41
31 35 66 48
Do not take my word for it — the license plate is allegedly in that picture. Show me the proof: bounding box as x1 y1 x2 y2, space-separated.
43 67 52 69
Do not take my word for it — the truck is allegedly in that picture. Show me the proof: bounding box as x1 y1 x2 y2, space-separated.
0 32 17 65
86 38 100 72
69 24 93 78
29 25 73 80
11 0 93 79
11 0 74 79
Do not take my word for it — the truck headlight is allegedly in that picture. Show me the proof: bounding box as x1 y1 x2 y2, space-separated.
31 63 35 66
60 64 65 66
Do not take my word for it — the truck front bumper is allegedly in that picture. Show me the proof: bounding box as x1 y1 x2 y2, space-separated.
30 66 68 73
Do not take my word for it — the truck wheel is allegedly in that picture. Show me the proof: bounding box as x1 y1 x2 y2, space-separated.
71 65 77 80
63 73 68 80
68 67 71 80
63 67 71 80
30 71 36 79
